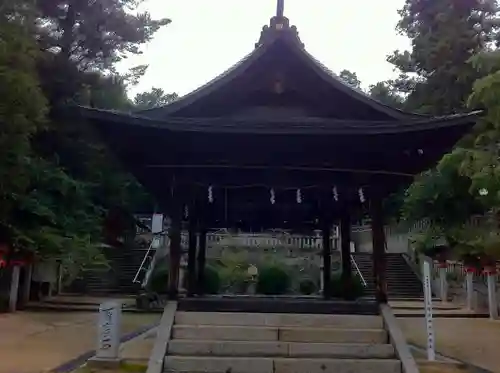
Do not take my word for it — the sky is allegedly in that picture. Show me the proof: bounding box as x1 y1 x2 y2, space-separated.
121 0 411 98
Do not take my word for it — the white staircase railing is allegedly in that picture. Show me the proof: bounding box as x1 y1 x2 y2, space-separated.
133 234 162 286
351 254 367 287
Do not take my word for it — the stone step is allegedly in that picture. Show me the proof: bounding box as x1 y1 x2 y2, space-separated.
163 356 401 373
168 340 395 358
175 312 383 329
172 325 387 343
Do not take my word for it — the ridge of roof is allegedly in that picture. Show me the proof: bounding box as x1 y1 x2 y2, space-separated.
136 29 429 121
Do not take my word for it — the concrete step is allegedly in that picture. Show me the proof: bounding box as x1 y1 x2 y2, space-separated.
163 356 401 373
172 325 387 343
168 340 395 358
175 312 383 329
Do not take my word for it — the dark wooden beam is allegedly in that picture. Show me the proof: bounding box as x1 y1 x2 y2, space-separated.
370 190 388 303
167 185 183 300
186 195 198 296
340 206 352 281
321 218 332 299
196 199 209 295
196 226 207 295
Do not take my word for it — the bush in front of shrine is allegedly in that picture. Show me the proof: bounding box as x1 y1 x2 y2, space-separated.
298 278 317 295
330 274 364 300
148 261 169 293
256 265 291 295
202 265 221 294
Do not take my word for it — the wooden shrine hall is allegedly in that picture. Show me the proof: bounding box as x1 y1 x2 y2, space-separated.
72 1 478 303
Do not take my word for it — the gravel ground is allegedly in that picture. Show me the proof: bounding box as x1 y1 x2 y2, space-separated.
0 311 159 373
399 317 500 373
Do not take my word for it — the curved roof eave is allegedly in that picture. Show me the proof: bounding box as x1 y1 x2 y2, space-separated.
134 45 268 119
77 106 480 136
294 47 428 120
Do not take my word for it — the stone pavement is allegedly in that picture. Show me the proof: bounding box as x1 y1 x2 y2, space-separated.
0 311 159 373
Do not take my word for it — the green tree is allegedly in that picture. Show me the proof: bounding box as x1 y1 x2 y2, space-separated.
0 18 47 242
388 1 500 259
440 51 500 205
32 0 170 233
36 1 170 72
339 69 361 89
0 12 106 273
0 0 164 270
35 0 170 106
134 88 178 110
368 80 404 108
388 0 500 114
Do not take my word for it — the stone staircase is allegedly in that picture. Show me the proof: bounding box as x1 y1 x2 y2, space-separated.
352 253 424 300
164 311 402 373
67 246 148 295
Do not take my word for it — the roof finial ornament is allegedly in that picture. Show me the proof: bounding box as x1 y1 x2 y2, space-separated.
256 0 303 48
276 0 284 18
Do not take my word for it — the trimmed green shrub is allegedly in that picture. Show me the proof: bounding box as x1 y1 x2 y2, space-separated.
330 273 364 300
299 278 317 295
215 251 251 294
256 265 290 295
202 265 221 294
148 262 169 294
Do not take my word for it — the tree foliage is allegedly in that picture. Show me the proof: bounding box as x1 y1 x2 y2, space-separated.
384 1 500 258
368 81 404 108
134 87 178 110
388 0 500 114
36 0 171 73
0 0 169 273
339 69 361 89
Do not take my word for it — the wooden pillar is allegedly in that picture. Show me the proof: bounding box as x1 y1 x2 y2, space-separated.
197 225 207 295
322 219 332 299
370 192 388 303
340 207 352 281
168 187 182 300
9 266 21 312
56 261 63 295
186 202 197 297
22 264 33 304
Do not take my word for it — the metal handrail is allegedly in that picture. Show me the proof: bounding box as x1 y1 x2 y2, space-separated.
132 235 159 284
350 254 367 287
